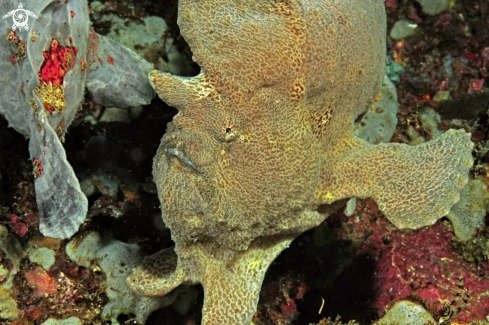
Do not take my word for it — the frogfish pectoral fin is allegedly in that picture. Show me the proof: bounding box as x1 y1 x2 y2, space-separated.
320 129 474 229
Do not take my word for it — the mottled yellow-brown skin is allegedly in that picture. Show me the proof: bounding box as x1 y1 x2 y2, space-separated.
127 1 474 324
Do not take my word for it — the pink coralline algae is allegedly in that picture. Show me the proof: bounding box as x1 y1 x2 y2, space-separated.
469 79 485 93
8 212 38 237
12 222 28 237
23 266 58 300
39 39 78 85
343 199 489 322
253 276 307 325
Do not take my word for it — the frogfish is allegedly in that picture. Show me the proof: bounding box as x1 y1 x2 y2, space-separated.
127 0 474 324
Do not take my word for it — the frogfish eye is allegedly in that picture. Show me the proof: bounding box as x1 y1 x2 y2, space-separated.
221 121 238 141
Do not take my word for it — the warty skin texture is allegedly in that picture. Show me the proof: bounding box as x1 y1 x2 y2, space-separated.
127 1 474 324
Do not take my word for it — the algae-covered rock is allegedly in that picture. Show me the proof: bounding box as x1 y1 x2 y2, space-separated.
420 108 443 139
375 300 436 325
89 1 167 60
390 19 417 39
28 247 56 270
41 317 82 325
0 225 23 320
89 1 193 75
415 0 450 15
356 76 398 145
0 225 23 289
386 56 405 85
0 292 19 321
447 179 489 242
406 107 443 145
66 232 188 324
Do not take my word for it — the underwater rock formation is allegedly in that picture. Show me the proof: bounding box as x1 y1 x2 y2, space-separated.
66 232 188 324
127 0 473 324
0 225 23 319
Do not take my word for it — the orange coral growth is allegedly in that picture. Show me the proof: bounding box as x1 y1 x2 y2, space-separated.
23 266 58 299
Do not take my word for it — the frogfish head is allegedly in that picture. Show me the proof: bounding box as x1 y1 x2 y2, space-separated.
151 69 322 251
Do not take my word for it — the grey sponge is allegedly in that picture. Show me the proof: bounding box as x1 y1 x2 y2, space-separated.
29 96 88 239
1 0 90 239
86 34 155 108
1 0 156 239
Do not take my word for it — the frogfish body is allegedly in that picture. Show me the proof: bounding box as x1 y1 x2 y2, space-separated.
127 1 473 324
